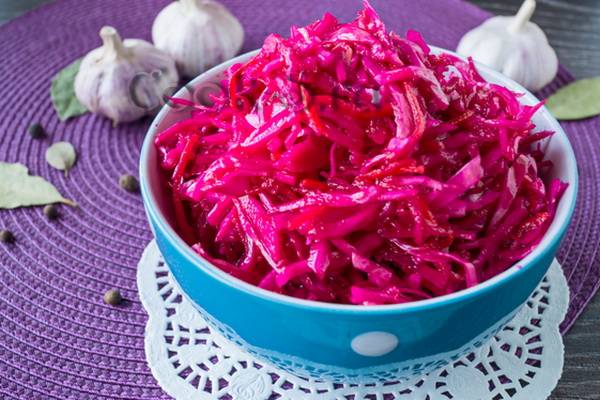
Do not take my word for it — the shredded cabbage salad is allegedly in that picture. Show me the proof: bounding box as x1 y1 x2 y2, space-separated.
155 2 567 305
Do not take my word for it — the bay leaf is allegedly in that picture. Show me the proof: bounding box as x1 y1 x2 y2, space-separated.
0 162 75 209
546 77 600 121
46 141 77 175
50 59 88 121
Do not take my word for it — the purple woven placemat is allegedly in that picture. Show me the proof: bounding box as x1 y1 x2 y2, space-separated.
0 0 597 398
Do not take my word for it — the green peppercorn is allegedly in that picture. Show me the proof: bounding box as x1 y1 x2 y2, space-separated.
0 230 15 244
119 174 139 193
43 204 60 220
28 123 46 139
104 289 123 306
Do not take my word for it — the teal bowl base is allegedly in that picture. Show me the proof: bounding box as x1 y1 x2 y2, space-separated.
172 266 520 383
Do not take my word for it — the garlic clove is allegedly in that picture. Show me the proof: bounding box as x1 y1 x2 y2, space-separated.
75 26 179 125
457 0 558 91
152 0 244 78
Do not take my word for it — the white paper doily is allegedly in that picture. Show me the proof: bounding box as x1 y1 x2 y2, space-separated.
138 240 568 400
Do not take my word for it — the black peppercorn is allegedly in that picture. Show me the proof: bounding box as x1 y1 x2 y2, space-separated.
0 230 15 243
119 174 139 193
43 204 60 220
28 123 46 139
104 289 123 306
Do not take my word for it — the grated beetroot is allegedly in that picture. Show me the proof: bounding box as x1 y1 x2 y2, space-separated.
155 2 567 305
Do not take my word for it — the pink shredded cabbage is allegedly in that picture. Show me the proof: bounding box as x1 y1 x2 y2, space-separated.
155 2 567 305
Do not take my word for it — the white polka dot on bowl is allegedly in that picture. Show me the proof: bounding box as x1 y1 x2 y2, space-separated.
351 332 399 357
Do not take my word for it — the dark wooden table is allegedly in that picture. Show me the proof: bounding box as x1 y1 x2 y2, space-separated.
1 1 599 399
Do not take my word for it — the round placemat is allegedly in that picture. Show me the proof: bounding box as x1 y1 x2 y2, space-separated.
0 0 597 398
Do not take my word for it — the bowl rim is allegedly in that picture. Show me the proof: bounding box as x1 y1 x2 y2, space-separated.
140 47 578 315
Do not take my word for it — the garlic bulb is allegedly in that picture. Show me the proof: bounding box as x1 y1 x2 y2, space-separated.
152 0 244 78
75 26 179 124
457 0 558 91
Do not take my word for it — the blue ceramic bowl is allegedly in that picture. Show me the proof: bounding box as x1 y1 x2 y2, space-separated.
140 48 578 381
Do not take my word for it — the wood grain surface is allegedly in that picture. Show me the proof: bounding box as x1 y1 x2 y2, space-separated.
1 1 599 399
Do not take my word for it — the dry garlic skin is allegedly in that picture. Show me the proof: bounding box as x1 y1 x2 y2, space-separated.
152 0 244 77
74 27 179 124
457 16 557 91
457 0 558 91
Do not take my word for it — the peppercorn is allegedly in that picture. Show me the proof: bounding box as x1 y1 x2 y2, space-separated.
28 123 46 139
119 174 139 193
104 289 123 306
0 230 15 243
43 204 60 220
